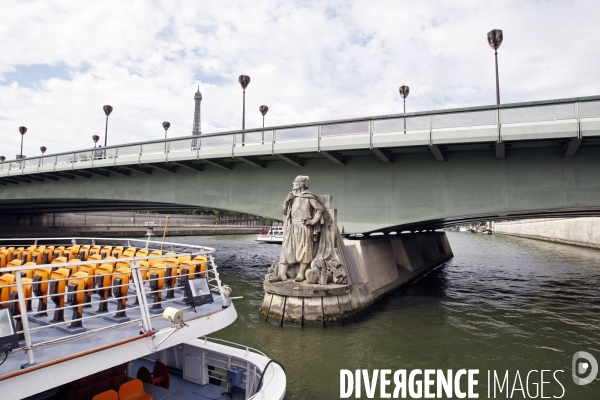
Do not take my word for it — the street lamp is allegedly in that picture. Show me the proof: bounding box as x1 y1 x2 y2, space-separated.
92 135 100 148
18 126 27 159
259 105 268 144
162 121 170 151
0 156 5 171
238 75 251 145
40 146 47 166
487 29 503 105
103 105 113 147
399 85 409 134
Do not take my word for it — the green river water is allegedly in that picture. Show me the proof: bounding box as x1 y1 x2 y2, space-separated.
170 232 600 399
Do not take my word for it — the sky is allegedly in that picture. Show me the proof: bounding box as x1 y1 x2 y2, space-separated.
1 0 599 159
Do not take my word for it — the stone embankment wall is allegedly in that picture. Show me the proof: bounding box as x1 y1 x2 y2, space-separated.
0 225 261 238
260 232 453 327
495 218 600 249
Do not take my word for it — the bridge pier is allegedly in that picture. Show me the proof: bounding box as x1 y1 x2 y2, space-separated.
260 231 453 327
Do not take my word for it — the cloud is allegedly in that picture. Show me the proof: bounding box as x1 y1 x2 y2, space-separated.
0 0 599 159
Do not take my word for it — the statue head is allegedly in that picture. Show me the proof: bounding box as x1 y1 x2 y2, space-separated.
292 175 309 191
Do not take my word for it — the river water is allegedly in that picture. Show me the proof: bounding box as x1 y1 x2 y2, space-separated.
171 232 600 399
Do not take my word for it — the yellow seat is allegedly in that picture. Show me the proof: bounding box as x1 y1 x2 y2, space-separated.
96 262 115 313
118 379 152 400
21 261 37 280
148 250 164 267
92 389 119 400
67 271 88 328
20 249 34 264
191 255 208 278
10 277 33 313
53 246 65 259
89 245 102 257
33 266 52 315
50 268 70 322
0 251 8 269
148 263 167 310
100 246 113 259
135 249 149 258
111 246 124 259
42 246 55 263
112 266 131 318
0 273 16 308
12 247 24 262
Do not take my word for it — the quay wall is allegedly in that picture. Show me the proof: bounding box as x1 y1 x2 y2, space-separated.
0 225 262 238
260 232 453 327
495 218 600 249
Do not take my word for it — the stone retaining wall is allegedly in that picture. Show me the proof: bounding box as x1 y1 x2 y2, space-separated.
495 218 600 249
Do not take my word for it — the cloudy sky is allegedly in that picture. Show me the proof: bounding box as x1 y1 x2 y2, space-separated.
1 0 599 159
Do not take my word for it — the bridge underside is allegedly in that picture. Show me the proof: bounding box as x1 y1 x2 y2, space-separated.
1 138 600 234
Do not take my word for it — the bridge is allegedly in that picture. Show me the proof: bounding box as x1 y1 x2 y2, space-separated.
1 95 599 234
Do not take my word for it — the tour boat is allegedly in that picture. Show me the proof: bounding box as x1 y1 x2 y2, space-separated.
0 237 286 400
255 227 283 244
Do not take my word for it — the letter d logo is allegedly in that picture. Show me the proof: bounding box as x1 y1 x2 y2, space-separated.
572 351 598 385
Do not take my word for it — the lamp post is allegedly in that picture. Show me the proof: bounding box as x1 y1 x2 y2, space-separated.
238 75 251 145
18 126 27 159
259 105 268 144
40 146 47 166
162 121 170 151
103 105 113 147
0 156 5 171
487 29 503 105
92 135 100 148
399 86 409 134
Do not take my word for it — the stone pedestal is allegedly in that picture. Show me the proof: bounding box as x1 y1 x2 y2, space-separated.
261 231 454 327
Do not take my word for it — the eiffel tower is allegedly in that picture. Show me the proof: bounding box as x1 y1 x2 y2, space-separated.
192 81 202 136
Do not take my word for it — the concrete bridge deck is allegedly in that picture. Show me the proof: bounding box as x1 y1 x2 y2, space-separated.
1 96 600 234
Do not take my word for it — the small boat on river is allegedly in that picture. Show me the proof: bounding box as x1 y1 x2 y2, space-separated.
0 237 286 400
256 227 283 244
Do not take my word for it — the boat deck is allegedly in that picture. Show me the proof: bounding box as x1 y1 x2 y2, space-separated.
131 357 247 400
1 288 228 376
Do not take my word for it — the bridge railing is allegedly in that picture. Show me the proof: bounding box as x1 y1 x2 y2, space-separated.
1 96 600 172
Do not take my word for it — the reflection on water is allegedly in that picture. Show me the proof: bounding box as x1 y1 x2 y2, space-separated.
171 233 600 399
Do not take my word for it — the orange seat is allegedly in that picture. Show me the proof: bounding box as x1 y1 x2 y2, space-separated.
118 379 152 400
92 389 118 400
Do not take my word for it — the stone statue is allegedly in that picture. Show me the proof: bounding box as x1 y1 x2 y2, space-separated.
268 175 347 285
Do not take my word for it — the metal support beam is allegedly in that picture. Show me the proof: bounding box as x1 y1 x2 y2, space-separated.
429 145 445 162
495 142 505 160
371 148 392 164
321 151 345 166
25 175 45 182
148 163 178 173
67 170 92 179
0 179 18 185
87 169 111 177
121 165 153 175
99 167 130 176
9 176 32 183
203 159 232 171
38 174 60 181
45 172 75 180
564 137 582 158
236 157 265 169
171 161 203 172
276 154 303 167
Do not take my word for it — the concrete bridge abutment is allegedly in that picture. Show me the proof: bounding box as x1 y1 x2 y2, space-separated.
260 231 453 327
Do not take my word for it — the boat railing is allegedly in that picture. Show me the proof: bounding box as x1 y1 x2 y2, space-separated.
192 337 285 400
199 336 268 358
0 237 228 370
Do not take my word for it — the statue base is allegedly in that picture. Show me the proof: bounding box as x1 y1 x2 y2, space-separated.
260 232 455 328
263 280 351 298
